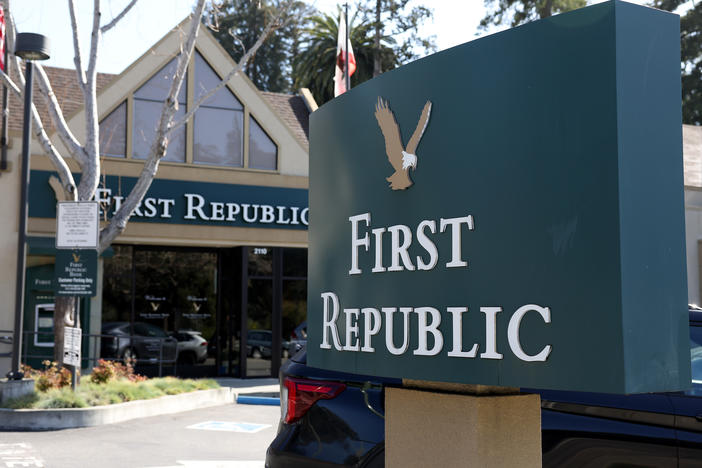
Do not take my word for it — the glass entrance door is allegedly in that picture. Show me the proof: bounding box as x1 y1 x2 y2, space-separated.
133 249 217 377
246 247 273 377
102 246 221 377
243 247 307 378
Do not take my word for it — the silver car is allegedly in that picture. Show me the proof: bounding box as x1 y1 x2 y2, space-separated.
172 330 208 365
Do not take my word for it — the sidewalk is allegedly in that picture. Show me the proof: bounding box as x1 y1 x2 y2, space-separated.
215 377 281 400
215 377 279 392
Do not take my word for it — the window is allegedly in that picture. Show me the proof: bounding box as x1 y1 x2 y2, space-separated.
99 102 126 157
249 117 277 170
133 58 186 162
193 53 244 167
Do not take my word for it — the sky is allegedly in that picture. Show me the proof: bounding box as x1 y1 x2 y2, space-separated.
14 0 659 75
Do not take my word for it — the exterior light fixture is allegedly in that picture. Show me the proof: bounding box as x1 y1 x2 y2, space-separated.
15 33 50 61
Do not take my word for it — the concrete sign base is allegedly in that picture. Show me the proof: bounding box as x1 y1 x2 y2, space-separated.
385 387 541 467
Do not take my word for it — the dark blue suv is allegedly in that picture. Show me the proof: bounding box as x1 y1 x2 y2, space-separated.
266 308 702 467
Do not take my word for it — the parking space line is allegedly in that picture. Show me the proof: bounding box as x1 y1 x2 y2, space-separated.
142 461 263 468
0 443 45 468
186 421 271 433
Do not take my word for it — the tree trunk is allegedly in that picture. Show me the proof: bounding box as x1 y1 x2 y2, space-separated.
539 0 554 18
373 0 381 77
53 296 76 365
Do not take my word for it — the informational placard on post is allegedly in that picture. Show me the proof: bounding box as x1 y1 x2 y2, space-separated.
54 250 97 296
63 326 81 367
56 201 99 249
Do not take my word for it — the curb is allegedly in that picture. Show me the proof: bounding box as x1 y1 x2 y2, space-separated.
236 395 280 406
0 387 235 431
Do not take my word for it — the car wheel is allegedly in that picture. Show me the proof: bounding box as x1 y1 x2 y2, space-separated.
121 347 138 364
178 352 196 365
252 347 263 359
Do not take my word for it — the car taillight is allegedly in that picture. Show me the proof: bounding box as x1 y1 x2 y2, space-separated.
201 341 208 346
283 377 346 424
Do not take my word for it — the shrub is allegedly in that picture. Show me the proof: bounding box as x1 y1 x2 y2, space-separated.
32 361 72 392
89 359 116 384
1 376 220 409
89 359 146 384
3 393 39 409
35 388 88 409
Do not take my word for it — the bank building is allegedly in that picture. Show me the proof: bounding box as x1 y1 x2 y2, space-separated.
0 19 314 379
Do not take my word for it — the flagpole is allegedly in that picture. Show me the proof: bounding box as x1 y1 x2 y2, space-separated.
345 2 350 92
0 7 7 174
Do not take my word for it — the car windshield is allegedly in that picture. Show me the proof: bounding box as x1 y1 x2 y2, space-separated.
134 322 168 338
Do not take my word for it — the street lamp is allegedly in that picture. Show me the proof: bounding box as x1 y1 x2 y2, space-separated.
7 33 50 380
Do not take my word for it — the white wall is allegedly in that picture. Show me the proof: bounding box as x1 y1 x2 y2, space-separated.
0 140 26 376
686 189 702 306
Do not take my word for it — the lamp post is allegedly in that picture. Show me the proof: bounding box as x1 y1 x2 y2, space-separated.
7 33 50 380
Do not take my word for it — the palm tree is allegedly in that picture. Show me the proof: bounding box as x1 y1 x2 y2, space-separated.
292 8 397 105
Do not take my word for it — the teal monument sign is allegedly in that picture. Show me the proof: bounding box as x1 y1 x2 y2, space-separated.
307 1 691 394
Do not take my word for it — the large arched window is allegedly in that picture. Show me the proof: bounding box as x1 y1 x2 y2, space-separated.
98 49 278 171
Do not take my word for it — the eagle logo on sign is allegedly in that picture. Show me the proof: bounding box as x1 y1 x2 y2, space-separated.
374 97 432 190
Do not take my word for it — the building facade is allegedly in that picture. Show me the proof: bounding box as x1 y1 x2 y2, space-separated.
0 20 314 378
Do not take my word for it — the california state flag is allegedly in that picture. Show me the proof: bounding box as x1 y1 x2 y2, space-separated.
0 6 5 72
334 14 356 97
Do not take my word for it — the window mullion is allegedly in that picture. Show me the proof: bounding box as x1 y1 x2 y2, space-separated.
126 95 134 159
186 56 195 165
243 108 250 168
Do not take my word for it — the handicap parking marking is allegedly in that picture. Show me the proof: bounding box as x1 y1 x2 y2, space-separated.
143 461 263 468
0 443 45 467
186 421 272 433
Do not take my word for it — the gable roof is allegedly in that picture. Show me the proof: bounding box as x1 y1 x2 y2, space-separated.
8 64 310 147
261 91 310 143
8 66 114 133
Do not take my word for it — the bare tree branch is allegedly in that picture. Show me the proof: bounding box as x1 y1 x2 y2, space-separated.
99 0 208 251
86 0 101 80
12 57 77 198
227 28 247 56
34 64 88 166
0 69 20 96
68 0 87 91
171 1 291 133
3 0 14 80
76 0 102 200
100 0 138 33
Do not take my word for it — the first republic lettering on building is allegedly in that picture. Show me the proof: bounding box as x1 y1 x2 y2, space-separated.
319 212 554 363
94 189 309 226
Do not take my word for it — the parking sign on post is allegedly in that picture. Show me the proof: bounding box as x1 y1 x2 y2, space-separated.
63 326 81 367
54 201 98 389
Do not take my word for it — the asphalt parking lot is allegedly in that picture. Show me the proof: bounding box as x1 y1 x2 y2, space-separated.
0 401 281 468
